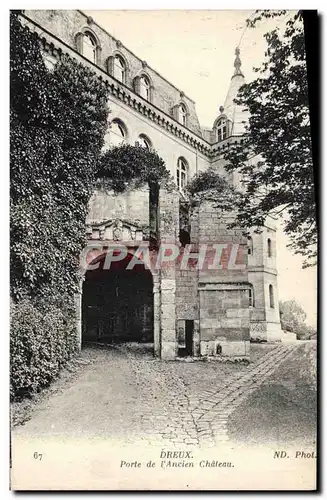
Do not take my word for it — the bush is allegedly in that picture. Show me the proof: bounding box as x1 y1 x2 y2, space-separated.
10 300 77 399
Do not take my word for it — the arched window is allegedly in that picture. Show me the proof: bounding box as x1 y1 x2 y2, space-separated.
114 55 126 83
137 134 152 150
178 104 187 126
269 284 274 308
83 32 97 64
139 75 151 100
247 236 253 256
249 285 255 307
217 118 228 142
267 238 272 257
108 119 127 147
177 157 188 191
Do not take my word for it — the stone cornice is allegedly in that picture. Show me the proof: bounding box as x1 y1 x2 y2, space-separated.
20 13 214 158
247 266 278 276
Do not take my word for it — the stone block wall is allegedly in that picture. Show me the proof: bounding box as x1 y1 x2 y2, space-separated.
192 199 250 359
87 185 149 227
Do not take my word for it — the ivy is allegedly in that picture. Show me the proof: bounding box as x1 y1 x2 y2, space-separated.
186 168 236 211
10 12 110 302
97 144 171 193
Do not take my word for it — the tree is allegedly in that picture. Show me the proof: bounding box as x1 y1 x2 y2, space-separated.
10 12 110 302
224 11 317 267
279 299 307 333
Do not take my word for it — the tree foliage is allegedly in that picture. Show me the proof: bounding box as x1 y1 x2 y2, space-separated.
279 299 316 339
279 299 307 332
186 168 236 211
97 143 171 193
224 11 316 267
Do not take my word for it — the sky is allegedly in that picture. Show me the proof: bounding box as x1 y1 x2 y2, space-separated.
86 9 317 326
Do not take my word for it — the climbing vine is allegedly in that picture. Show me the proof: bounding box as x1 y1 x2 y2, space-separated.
97 143 171 193
10 12 110 302
186 167 236 210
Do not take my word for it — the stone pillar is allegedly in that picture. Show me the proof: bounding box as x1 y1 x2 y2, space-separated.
153 274 161 357
75 278 84 351
193 319 200 357
160 277 177 360
158 187 179 360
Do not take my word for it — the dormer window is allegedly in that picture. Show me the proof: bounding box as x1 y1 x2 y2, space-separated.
113 55 126 83
139 75 151 100
178 104 187 126
76 28 101 65
217 118 228 142
83 32 97 64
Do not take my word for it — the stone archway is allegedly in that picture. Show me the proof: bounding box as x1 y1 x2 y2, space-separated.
81 251 155 348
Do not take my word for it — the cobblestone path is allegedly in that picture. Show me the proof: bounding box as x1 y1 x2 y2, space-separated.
14 343 301 448
189 343 301 447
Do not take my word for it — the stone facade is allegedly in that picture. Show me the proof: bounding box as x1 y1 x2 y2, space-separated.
22 9 283 360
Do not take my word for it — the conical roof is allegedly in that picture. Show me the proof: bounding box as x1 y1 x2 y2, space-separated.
217 47 249 136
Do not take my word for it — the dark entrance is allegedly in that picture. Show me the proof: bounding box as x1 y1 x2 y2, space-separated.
185 320 194 355
82 252 153 344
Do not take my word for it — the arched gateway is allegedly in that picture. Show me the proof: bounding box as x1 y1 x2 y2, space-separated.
82 252 154 346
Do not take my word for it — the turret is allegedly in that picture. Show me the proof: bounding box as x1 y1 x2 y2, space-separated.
212 47 249 141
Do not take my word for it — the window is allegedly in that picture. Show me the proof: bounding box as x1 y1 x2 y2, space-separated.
269 284 274 308
83 32 97 63
177 157 188 191
137 134 151 150
267 238 272 257
109 120 126 147
249 286 255 307
217 118 228 142
114 55 126 83
178 104 187 126
139 75 151 100
247 236 253 256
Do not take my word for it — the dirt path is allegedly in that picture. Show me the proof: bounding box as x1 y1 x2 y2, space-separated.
13 342 311 448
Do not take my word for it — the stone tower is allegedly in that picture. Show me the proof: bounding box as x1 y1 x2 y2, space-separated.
212 47 283 342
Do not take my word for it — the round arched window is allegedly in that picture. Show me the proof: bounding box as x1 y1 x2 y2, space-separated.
269 284 275 308
178 104 187 126
108 120 127 147
83 32 97 63
138 134 152 150
216 118 228 142
114 55 126 83
177 157 188 191
139 75 151 100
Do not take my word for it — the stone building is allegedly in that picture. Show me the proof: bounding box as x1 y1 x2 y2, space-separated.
20 10 283 360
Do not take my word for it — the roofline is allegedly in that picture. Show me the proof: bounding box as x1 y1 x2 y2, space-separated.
78 9 196 104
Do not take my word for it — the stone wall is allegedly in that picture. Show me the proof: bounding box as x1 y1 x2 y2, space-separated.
248 219 282 342
194 200 250 359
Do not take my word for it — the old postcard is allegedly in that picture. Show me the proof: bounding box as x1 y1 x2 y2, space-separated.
10 8 317 491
